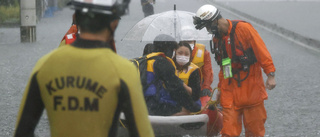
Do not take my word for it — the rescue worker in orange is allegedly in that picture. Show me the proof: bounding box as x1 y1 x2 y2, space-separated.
58 12 117 52
60 12 78 45
180 27 214 109
58 6 118 52
194 4 276 137
60 1 78 46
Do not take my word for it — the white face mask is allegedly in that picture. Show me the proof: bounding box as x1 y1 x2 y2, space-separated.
189 43 195 50
176 55 190 66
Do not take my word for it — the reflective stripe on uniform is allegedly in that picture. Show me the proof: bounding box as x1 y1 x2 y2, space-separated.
192 43 205 67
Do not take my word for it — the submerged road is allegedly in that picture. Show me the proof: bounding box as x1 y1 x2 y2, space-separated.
0 0 319 136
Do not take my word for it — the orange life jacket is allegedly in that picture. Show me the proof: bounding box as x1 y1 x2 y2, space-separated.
191 44 205 68
64 33 77 44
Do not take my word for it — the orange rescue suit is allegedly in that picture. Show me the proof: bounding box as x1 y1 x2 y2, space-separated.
216 20 275 109
214 19 275 136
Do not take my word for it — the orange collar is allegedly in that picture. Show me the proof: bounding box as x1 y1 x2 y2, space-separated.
226 19 233 37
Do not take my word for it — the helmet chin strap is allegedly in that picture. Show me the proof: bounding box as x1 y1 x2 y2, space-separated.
211 26 221 38
209 21 222 38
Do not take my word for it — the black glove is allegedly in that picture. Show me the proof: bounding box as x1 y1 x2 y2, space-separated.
201 89 212 97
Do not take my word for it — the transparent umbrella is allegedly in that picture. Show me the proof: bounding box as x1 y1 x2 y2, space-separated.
121 8 212 42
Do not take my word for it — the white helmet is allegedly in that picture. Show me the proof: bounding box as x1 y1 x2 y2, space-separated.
180 26 197 41
193 4 220 30
71 0 130 16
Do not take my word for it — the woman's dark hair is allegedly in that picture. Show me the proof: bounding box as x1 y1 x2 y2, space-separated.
177 41 192 54
173 41 192 69
75 10 120 33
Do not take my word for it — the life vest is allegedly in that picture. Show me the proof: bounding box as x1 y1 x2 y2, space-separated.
177 63 202 107
191 43 205 68
213 20 257 87
144 52 178 106
61 24 78 42
64 33 77 45
178 63 199 85
62 33 117 52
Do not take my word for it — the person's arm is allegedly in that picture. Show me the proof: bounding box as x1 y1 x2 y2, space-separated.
200 50 214 91
188 69 201 101
154 58 200 112
183 83 192 96
119 64 154 137
14 73 44 137
238 23 275 76
237 23 276 90
14 51 58 137
266 73 276 90
216 70 223 102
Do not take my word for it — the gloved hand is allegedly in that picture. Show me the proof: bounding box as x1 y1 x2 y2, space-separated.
201 89 212 97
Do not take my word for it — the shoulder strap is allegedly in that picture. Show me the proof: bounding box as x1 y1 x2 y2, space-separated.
229 20 258 87
230 21 240 62
221 39 228 59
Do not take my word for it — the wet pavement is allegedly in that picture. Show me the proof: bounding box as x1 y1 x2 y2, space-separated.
211 0 320 53
214 0 320 42
1 0 320 136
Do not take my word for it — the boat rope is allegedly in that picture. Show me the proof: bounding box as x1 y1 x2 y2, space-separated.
191 87 221 115
192 87 222 134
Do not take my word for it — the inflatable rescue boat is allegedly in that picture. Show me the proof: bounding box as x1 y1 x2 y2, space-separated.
118 107 222 137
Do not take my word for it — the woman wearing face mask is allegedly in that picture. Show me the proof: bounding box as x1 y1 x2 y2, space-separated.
172 42 202 115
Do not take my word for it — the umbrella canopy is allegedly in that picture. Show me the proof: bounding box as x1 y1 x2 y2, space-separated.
122 10 212 42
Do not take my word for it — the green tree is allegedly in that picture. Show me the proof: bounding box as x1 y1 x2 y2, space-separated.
0 0 19 7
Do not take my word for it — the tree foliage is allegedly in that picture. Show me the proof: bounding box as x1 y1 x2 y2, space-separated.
0 0 19 7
